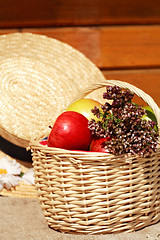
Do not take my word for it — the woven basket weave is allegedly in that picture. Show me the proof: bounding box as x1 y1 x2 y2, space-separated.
0 32 105 148
30 80 160 234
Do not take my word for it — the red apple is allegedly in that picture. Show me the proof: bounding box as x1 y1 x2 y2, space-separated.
47 111 93 150
89 137 111 153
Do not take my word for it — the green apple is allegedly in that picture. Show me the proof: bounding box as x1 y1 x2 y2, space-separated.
142 106 158 131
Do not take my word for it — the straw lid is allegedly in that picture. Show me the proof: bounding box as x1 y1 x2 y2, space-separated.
0 32 106 148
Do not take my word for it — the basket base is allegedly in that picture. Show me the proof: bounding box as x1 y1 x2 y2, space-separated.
44 211 160 234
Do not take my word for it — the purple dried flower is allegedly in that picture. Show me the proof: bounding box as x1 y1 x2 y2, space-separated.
88 85 158 157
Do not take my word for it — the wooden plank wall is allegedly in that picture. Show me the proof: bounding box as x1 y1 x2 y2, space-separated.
0 0 160 106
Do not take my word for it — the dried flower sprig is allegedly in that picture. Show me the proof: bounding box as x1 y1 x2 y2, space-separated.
88 86 158 157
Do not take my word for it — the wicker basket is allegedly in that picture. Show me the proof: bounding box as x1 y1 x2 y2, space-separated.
30 79 160 234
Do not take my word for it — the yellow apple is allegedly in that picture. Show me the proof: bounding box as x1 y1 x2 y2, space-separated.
66 98 102 121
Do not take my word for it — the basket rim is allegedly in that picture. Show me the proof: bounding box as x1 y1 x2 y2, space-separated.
30 136 160 164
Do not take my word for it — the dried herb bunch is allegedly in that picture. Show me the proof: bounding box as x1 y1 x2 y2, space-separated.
88 86 158 157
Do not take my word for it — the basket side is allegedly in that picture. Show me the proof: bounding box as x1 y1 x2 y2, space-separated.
31 145 160 234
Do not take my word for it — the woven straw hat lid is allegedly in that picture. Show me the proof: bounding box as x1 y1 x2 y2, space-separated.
0 32 106 148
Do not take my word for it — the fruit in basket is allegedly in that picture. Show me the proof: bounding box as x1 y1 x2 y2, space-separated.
47 111 92 150
89 137 111 153
66 98 102 121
